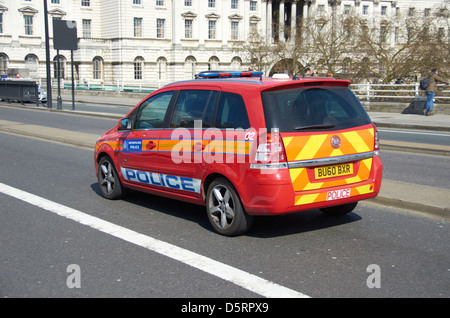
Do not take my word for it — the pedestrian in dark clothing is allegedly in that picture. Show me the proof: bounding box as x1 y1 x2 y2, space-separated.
425 68 448 116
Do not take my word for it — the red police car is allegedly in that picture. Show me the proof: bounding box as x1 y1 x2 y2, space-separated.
95 71 382 236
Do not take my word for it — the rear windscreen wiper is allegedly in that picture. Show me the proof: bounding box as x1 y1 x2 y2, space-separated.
294 124 336 130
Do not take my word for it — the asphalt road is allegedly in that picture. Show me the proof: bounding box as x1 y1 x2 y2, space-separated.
1 104 449 192
1 128 449 299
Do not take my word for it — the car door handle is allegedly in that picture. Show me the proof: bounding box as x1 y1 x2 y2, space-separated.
193 141 205 151
146 141 157 150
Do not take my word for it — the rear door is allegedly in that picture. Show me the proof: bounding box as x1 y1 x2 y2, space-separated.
157 89 218 196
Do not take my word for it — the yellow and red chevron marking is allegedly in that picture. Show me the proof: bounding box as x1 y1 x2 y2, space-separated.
294 183 375 206
282 126 375 195
289 158 373 192
282 127 375 162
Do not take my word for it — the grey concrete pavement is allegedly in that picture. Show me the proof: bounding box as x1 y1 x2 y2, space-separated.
1 97 449 219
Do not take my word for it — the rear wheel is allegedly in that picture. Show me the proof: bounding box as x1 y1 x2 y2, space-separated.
206 178 253 236
98 156 124 200
320 202 358 216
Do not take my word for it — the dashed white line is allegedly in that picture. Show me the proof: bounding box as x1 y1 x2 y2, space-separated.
0 182 310 298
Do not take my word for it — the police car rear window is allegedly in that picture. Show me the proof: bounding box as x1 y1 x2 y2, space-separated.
261 87 371 132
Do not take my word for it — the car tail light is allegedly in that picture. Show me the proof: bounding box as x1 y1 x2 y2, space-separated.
251 131 288 170
373 125 380 151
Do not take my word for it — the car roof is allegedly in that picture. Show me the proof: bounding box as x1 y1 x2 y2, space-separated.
163 76 351 93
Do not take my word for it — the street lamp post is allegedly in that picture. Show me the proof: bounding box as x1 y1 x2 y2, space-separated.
43 0 52 108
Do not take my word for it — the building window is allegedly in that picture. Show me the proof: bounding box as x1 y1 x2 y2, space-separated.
185 19 193 38
344 5 350 15
250 1 257 11
157 57 167 81
51 0 61 4
231 0 238 10
437 27 445 43
381 6 387 16
408 7 415 16
134 18 143 37
54 55 66 79
133 0 141 4
185 0 192 6
81 0 90 7
362 5 369 16
0 53 9 73
208 20 216 39
156 0 164 6
231 21 239 40
0 13 3 34
24 15 33 35
82 19 91 38
157 19 165 38
317 5 325 15
380 26 387 43
208 0 215 8
424 8 430 17
134 57 144 80
25 54 39 75
93 57 103 80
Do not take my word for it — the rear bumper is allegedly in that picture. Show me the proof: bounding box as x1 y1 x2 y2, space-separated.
241 156 383 216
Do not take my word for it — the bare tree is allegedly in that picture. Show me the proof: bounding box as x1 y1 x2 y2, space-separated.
238 1 449 83
303 13 358 77
234 27 275 74
415 3 450 78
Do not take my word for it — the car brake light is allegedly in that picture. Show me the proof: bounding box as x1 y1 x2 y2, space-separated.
251 131 288 170
374 125 380 151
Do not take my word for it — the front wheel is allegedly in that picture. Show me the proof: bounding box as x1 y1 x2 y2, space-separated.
320 202 358 216
97 156 124 200
206 178 253 236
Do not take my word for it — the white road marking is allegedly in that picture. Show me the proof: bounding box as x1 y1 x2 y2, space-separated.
0 182 309 298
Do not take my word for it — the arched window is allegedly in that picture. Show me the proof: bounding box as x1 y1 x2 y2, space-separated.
184 56 196 80
0 53 9 74
25 54 39 78
93 56 103 80
134 56 144 80
157 57 167 81
231 56 242 70
208 56 219 70
54 54 66 79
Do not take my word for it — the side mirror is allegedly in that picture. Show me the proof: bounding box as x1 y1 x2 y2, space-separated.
118 118 130 130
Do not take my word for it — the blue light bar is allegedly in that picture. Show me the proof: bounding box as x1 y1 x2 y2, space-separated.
196 70 263 79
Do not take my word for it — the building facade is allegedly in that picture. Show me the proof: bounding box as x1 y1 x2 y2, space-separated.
0 0 447 87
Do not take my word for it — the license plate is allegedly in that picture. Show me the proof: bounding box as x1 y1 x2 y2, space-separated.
314 163 353 180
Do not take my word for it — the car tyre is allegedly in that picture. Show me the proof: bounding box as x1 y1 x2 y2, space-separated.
98 156 124 200
206 178 253 236
320 202 358 216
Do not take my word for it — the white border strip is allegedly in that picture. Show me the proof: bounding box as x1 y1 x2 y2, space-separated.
0 182 309 298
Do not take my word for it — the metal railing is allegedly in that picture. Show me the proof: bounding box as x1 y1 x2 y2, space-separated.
63 82 156 94
350 83 450 102
41 78 450 102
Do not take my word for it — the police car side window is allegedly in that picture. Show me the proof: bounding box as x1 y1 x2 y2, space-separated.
215 92 250 129
202 91 218 128
134 91 174 129
170 90 211 128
